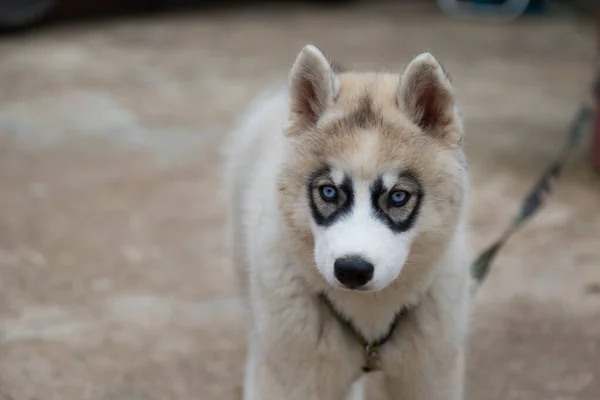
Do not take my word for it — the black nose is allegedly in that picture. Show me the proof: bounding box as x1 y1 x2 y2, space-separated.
334 256 374 289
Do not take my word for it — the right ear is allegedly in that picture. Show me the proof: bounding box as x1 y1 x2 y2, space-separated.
286 45 336 135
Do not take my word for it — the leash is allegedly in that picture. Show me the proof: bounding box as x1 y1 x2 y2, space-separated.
470 87 597 287
472 21 600 286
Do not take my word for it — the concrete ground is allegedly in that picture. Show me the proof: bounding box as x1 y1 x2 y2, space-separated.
1 2 600 399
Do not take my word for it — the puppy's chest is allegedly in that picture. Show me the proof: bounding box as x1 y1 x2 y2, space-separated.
330 317 409 376
321 295 411 374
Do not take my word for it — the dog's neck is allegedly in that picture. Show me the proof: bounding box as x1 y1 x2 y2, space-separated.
320 292 409 372
321 282 419 344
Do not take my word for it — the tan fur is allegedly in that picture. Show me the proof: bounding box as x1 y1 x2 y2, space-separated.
224 46 471 400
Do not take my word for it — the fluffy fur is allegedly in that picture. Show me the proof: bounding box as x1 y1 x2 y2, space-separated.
224 45 472 400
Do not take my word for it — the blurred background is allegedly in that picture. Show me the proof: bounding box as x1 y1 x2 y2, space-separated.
0 0 599 399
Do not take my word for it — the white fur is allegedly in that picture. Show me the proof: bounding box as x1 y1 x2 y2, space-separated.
312 180 414 292
224 49 472 400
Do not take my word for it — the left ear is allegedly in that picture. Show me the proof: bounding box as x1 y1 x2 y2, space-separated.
286 45 337 136
399 53 462 144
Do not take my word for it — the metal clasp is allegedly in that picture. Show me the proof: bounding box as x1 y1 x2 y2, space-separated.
362 344 382 373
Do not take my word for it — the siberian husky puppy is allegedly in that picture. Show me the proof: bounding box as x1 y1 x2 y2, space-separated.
224 44 471 400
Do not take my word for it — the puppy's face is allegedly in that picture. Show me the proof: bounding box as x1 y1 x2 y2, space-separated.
307 163 423 292
279 46 466 292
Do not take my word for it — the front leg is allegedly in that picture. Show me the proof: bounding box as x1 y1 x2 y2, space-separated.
381 281 470 399
243 297 364 400
382 346 465 400
244 347 360 400
243 333 362 400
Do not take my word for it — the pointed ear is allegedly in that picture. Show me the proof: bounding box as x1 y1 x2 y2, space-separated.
399 53 462 144
286 45 337 135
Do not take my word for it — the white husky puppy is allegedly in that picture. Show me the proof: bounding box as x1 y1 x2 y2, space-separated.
224 44 471 400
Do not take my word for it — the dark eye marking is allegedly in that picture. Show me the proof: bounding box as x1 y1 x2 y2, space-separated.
370 173 423 234
308 166 354 227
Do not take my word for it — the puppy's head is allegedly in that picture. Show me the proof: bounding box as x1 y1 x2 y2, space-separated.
278 45 467 292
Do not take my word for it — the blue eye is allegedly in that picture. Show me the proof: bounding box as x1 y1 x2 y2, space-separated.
319 185 338 202
389 190 410 207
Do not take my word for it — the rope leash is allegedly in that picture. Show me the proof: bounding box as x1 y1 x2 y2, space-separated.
470 78 598 287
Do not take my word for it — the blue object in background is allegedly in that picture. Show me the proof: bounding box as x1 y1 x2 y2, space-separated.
524 0 548 14
463 0 547 14
438 0 550 20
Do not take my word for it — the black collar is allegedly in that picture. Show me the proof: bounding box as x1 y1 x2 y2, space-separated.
319 293 407 373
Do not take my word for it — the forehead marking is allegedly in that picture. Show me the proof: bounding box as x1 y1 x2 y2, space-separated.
348 94 381 129
324 93 389 137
